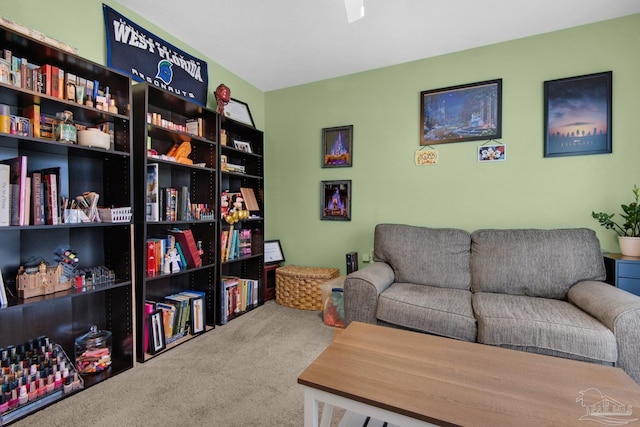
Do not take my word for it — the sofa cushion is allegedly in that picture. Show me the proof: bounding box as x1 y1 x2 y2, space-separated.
374 224 471 290
473 292 617 364
377 282 477 342
471 228 605 299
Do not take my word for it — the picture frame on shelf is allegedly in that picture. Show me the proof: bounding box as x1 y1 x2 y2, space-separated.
321 180 351 221
190 297 205 335
543 71 612 158
233 139 253 153
223 98 255 128
420 79 502 145
264 239 285 264
149 309 166 354
0 269 7 307
322 125 353 168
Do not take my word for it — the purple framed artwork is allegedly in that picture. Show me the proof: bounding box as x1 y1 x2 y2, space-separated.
322 125 353 168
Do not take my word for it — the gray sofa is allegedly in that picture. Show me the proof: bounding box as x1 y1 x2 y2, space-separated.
344 224 640 383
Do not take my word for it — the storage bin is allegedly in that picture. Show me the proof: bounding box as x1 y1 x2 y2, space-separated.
321 276 346 327
276 265 339 310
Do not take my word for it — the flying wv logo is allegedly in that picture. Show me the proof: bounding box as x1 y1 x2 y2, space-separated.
155 60 173 85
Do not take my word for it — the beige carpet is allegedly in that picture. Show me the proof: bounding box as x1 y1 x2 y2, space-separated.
11 301 338 427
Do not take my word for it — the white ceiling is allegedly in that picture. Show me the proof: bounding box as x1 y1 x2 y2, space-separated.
116 0 640 92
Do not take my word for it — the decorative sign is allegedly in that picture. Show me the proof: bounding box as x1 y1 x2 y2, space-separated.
415 148 438 165
103 5 208 106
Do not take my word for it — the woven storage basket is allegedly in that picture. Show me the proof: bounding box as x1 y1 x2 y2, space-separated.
276 265 339 310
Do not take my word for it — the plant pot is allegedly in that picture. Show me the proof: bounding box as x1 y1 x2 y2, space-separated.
618 236 640 257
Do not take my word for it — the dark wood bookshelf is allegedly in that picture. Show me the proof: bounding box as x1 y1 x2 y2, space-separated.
0 25 134 424
131 83 218 362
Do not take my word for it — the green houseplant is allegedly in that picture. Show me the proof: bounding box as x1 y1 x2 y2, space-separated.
592 185 640 256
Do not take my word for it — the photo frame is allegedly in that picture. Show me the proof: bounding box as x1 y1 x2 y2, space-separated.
478 144 506 162
0 269 7 307
321 180 351 221
544 71 612 157
149 309 166 354
322 125 353 168
420 79 502 145
264 239 285 264
190 297 205 335
223 98 255 128
233 139 253 153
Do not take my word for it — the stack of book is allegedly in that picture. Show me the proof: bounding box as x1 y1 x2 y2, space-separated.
221 227 252 261
144 289 206 349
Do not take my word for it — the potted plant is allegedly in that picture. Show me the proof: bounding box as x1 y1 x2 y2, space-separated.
592 184 640 257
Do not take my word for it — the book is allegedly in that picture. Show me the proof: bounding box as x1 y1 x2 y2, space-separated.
30 171 43 225
41 167 60 225
22 104 40 138
0 156 28 225
165 294 190 335
155 302 177 339
168 228 202 268
0 164 9 226
146 241 156 276
240 187 260 212
144 301 155 353
146 164 159 222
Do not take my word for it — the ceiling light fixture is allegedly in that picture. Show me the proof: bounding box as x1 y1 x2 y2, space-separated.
345 0 364 23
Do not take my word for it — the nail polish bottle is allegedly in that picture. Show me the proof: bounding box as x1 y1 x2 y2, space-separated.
28 381 37 401
54 371 62 389
36 378 46 397
72 372 81 390
8 386 18 409
0 393 7 413
18 385 28 405
63 376 72 394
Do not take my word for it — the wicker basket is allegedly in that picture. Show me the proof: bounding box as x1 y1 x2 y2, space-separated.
276 265 340 310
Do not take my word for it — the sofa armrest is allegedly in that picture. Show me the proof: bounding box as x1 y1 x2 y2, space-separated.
344 262 395 327
568 280 640 383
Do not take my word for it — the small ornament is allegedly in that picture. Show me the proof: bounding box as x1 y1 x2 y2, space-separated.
215 84 231 115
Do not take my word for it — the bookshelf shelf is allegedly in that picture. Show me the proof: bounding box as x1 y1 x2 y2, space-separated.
132 83 218 362
218 118 265 325
0 25 134 423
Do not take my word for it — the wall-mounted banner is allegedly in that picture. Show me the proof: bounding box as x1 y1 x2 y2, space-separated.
103 4 208 106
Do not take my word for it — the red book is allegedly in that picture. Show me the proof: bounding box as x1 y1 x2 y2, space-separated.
146 241 156 276
168 229 202 268
41 64 53 95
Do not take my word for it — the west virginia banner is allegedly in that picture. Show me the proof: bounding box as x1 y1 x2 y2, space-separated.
103 4 208 106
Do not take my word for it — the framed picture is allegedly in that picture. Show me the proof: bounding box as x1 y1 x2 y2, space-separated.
478 144 506 162
223 98 255 128
149 309 166 354
233 139 253 153
264 239 285 264
190 297 205 335
321 180 351 221
420 79 502 145
322 125 353 168
544 71 612 157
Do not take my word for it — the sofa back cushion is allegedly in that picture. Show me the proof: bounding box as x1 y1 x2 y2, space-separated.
471 228 605 299
374 224 471 290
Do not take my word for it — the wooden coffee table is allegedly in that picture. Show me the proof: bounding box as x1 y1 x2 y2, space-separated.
298 322 640 427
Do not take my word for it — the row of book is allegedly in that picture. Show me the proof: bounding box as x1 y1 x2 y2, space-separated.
144 289 206 352
0 49 112 109
221 226 252 262
220 276 259 324
146 164 214 222
0 155 61 226
146 228 203 276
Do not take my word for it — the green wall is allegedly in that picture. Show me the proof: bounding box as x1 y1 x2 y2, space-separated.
265 14 640 273
2 2 639 274
0 0 265 129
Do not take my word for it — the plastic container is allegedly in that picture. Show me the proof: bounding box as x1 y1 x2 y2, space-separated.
74 325 112 375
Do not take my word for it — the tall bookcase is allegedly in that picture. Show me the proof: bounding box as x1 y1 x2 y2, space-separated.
218 117 264 324
132 83 218 362
0 26 133 423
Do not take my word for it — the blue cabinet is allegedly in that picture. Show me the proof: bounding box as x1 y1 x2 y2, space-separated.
604 254 640 296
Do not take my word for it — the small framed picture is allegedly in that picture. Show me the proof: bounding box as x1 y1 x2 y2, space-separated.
322 125 353 168
233 139 253 153
264 239 285 264
149 309 166 354
544 71 612 157
321 180 351 221
478 144 506 162
190 297 205 335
